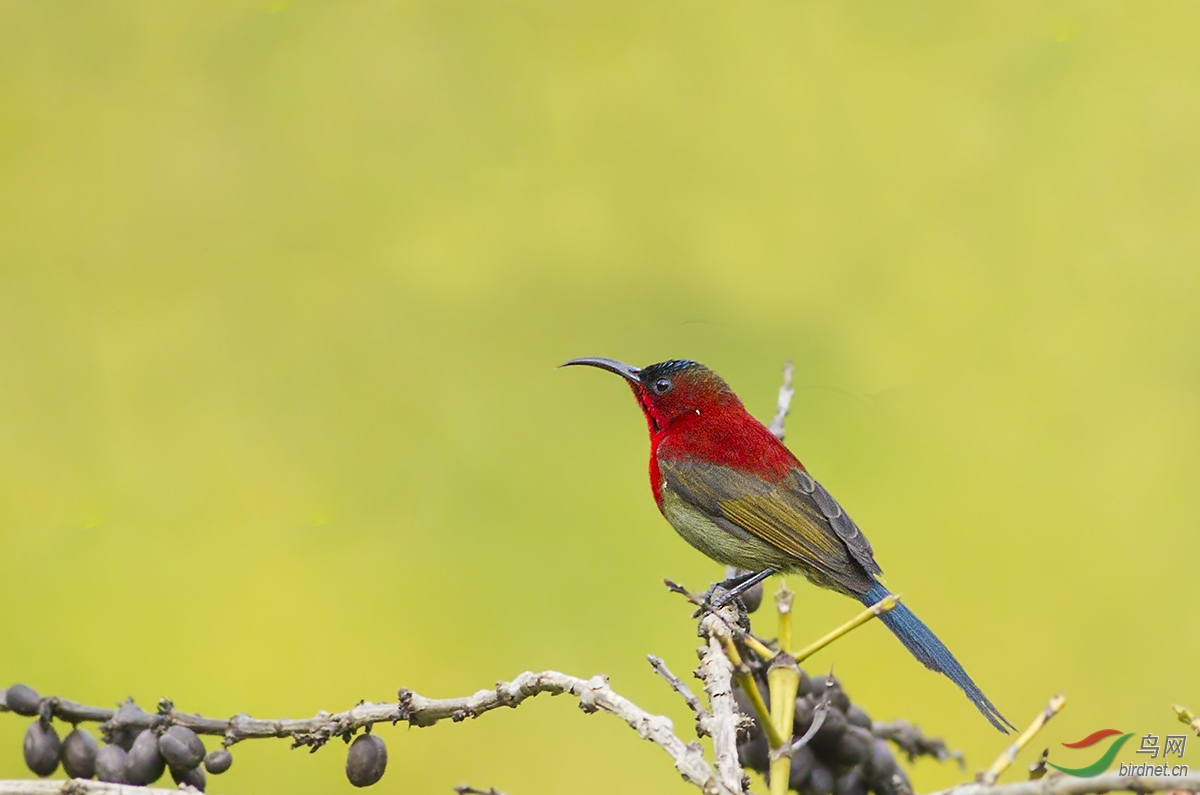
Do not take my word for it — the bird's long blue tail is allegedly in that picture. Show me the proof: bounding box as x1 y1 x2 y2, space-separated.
861 582 1013 733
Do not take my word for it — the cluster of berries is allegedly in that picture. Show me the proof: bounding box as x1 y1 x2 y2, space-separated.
735 669 914 795
4 683 389 790
8 684 230 791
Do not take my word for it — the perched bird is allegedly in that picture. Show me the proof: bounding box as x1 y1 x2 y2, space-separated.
562 356 1012 732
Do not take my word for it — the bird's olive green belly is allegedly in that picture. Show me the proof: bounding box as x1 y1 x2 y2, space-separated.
658 484 798 573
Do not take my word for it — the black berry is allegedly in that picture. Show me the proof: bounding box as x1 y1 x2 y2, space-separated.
345 733 388 787
23 721 61 777
95 744 129 783
5 684 41 717
61 727 100 779
159 725 206 771
124 729 166 785
172 762 207 791
204 748 233 775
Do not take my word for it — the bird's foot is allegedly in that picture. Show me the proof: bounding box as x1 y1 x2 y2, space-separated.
690 568 774 622
710 567 774 610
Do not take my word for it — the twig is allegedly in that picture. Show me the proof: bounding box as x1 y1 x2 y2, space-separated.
767 585 801 795
775 584 794 654
454 786 508 795
697 611 749 794
737 633 776 663
1173 704 1200 737
791 593 900 662
402 671 736 795
925 772 1200 795
662 579 776 662
1 687 403 750
767 360 795 441
981 694 1066 785
0 691 114 725
1028 749 1049 780
872 719 964 767
665 579 701 603
648 654 711 735
0 783 187 795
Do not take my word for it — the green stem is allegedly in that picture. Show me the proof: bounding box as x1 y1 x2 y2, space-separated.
791 593 899 662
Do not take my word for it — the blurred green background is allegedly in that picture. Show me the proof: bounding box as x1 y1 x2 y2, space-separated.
2 2 1199 793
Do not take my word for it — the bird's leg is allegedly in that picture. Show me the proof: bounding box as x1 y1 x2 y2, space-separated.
719 567 764 589
710 568 775 608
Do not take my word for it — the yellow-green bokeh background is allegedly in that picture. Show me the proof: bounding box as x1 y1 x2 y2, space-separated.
3 3 1199 793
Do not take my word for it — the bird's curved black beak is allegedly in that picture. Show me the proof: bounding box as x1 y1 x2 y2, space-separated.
559 356 642 385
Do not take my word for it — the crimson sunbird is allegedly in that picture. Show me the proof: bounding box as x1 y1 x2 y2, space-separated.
562 356 1012 733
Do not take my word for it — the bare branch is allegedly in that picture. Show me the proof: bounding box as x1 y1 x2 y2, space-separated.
871 719 964 767
766 584 801 795
0 782 188 795
697 612 748 794
454 786 508 795
982 694 1066 785
662 580 776 663
648 655 710 734
406 671 736 795
767 360 795 441
1028 749 1049 780
925 773 1200 795
1173 704 1200 737
4 672 735 795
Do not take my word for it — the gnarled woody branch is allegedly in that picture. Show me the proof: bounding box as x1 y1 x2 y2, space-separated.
698 609 752 795
3 669 740 795
870 719 964 767
648 654 710 733
0 782 182 795
398 670 738 795
927 773 1200 795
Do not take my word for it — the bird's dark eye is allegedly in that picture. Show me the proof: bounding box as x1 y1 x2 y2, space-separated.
653 378 673 395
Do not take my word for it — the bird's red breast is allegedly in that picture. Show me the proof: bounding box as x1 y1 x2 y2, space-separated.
646 394 803 508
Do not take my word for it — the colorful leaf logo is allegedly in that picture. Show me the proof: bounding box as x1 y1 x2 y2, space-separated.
1048 730 1134 777
1060 729 1124 748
